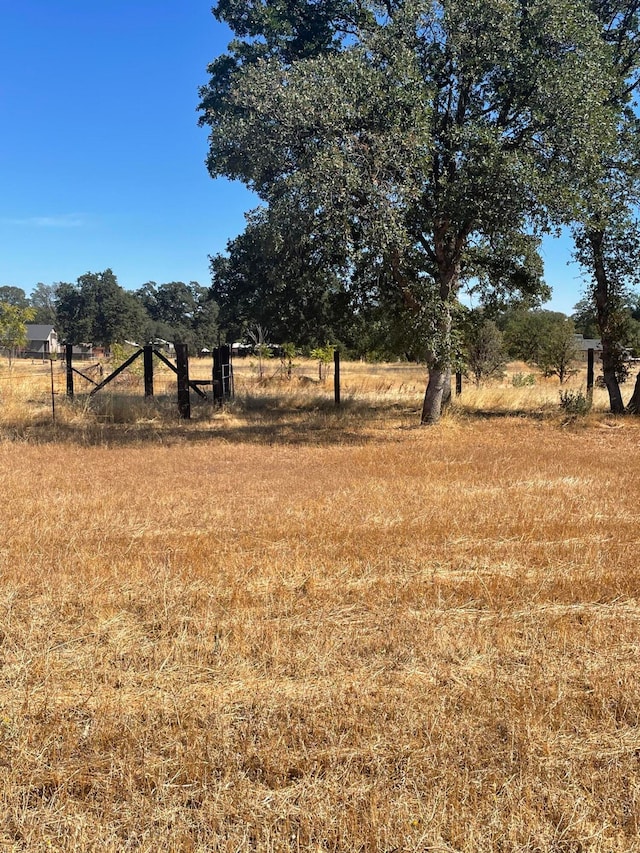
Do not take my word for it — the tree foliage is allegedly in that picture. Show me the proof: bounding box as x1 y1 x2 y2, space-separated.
0 303 36 365
500 309 580 383
135 281 219 353
463 315 507 386
535 317 580 384
27 274 219 356
210 206 373 350
55 270 147 348
0 287 29 309
501 309 570 364
29 283 59 326
200 0 613 422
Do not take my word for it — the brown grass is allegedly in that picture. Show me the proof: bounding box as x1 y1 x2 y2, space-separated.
0 357 639 850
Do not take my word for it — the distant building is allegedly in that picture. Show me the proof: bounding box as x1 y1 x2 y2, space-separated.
151 338 175 353
23 324 60 359
573 335 603 362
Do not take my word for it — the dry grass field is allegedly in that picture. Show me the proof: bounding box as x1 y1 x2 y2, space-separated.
0 356 639 851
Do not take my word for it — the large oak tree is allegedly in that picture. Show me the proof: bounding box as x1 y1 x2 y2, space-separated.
200 0 613 422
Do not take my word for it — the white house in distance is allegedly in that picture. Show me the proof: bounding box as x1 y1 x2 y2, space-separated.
23 324 60 359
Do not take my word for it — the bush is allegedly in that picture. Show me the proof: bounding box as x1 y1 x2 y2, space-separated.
512 372 536 387
463 318 507 386
559 388 591 417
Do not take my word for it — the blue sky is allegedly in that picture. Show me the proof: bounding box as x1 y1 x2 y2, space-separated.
1 1 586 313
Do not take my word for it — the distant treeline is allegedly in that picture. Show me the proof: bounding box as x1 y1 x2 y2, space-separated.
2 279 640 376
0 274 219 354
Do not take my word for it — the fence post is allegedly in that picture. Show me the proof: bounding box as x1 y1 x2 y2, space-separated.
143 345 154 397
455 370 462 396
213 345 233 403
587 348 594 399
334 348 341 406
66 344 74 398
175 344 191 419
50 358 56 423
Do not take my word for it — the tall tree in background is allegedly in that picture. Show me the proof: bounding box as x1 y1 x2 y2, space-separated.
0 287 29 308
55 282 90 344
55 270 146 348
200 0 612 423
501 309 571 365
535 317 580 384
29 283 59 326
210 206 363 348
135 281 219 353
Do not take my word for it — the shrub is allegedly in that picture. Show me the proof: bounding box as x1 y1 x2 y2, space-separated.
559 388 591 417
512 372 536 387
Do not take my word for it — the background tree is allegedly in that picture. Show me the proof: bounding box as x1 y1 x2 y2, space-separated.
134 281 219 353
463 315 507 386
535 317 580 384
200 0 611 423
192 286 220 353
0 303 36 365
29 283 59 325
54 282 90 344
571 297 601 339
210 207 366 349
0 287 29 308
501 310 570 366
55 270 146 348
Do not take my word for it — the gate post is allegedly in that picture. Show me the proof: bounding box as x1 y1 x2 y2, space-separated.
143 345 154 397
587 348 594 398
455 370 462 396
175 344 191 419
66 343 74 398
334 348 341 406
213 345 233 403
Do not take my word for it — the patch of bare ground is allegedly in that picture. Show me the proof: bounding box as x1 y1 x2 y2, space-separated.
0 361 639 849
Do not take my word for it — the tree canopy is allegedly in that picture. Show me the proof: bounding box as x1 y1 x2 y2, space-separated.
200 0 615 422
54 270 146 348
51 272 219 353
210 206 379 351
0 287 29 309
29 283 59 326
135 280 220 353
0 303 36 365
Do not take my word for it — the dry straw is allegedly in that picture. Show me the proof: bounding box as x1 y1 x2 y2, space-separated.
0 357 638 850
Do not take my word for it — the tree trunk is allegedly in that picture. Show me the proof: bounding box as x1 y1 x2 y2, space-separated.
601 345 625 413
388 227 463 425
421 365 452 424
627 371 640 414
442 369 452 407
588 229 625 414
421 294 454 424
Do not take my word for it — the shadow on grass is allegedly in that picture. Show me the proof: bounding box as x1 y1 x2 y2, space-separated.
452 406 551 421
1 391 603 447
0 392 422 448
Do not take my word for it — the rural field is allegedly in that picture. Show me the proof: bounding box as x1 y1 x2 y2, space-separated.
0 357 639 851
